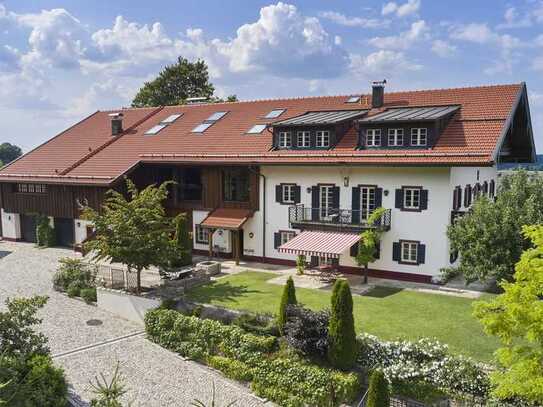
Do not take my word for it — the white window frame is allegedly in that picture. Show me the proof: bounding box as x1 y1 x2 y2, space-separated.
279 131 291 148
320 185 334 218
280 231 296 246
403 188 421 209
388 128 404 146
410 128 427 146
401 241 419 264
316 130 330 147
297 131 311 148
366 129 381 147
282 184 295 203
195 225 209 244
360 186 376 220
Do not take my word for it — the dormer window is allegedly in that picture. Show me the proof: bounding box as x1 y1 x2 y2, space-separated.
297 131 311 148
411 128 427 146
279 131 292 148
366 129 381 147
388 129 404 146
316 130 330 147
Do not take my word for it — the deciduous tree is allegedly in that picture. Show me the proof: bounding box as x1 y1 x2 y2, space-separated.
356 208 386 284
0 142 22 165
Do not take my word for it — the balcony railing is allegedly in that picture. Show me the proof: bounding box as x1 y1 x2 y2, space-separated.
289 206 391 231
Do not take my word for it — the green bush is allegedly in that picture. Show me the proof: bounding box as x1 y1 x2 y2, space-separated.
233 313 279 337
36 215 55 247
53 257 95 293
66 283 81 298
278 276 297 334
327 280 357 370
366 370 390 407
207 355 253 382
80 287 97 303
159 298 177 310
169 214 192 268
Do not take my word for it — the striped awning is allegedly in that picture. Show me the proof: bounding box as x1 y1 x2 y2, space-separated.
278 231 360 259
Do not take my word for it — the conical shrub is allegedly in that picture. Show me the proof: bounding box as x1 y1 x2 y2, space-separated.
366 370 390 407
278 276 297 334
327 279 357 369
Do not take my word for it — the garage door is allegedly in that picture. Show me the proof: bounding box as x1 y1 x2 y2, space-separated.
54 218 74 247
21 214 37 243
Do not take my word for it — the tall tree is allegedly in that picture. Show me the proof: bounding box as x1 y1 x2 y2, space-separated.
366 370 390 407
0 143 22 165
447 170 543 283
278 276 297 334
327 279 357 369
473 225 543 403
356 208 386 284
82 179 177 293
170 213 192 268
131 57 236 107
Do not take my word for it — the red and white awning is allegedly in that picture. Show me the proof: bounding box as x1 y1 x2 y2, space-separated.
278 231 360 259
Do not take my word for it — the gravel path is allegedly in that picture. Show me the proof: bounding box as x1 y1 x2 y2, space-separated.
0 241 269 407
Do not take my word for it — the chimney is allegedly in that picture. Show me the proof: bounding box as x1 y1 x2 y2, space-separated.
371 79 386 108
109 112 124 136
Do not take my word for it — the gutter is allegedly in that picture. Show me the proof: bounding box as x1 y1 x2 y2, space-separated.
248 166 266 259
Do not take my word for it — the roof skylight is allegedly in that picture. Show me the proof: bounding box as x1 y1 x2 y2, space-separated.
161 113 183 124
247 124 267 134
346 96 360 103
206 111 228 121
265 109 286 119
192 122 214 133
144 124 167 135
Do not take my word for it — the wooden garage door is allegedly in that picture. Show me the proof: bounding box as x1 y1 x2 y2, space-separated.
54 218 74 247
21 214 37 243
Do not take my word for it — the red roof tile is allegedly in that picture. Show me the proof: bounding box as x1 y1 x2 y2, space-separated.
200 208 252 230
0 83 523 184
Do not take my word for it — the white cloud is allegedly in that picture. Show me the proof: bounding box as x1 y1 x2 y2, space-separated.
497 7 532 29
533 2 543 23
319 11 387 28
381 0 420 18
349 50 422 78
431 39 456 58
530 91 543 106
533 56 543 72
369 20 428 50
65 79 132 118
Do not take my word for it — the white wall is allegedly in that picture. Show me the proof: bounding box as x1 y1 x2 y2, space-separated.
449 166 498 211
74 219 93 244
192 210 232 253
1 209 21 240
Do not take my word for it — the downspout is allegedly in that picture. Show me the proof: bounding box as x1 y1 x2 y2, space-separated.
249 166 266 259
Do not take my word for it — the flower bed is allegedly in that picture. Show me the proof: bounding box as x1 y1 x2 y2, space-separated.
145 309 360 407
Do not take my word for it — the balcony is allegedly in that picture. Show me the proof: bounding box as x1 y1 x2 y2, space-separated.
288 206 391 232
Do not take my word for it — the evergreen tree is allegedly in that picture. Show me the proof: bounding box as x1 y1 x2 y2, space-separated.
170 213 192 268
366 370 390 407
278 276 297 334
327 279 357 369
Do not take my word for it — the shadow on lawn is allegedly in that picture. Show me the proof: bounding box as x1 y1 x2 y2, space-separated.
188 281 262 303
363 286 404 298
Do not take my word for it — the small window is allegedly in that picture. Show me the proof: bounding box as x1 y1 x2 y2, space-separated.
279 131 292 148
160 113 183 124
195 225 209 244
247 124 267 134
17 183 46 194
265 109 285 119
192 122 213 133
145 124 167 135
346 96 360 103
316 130 330 147
280 231 296 246
404 188 421 209
411 128 427 146
366 129 381 147
282 184 296 203
18 184 27 193
388 128 404 146
401 241 418 264
297 131 311 148
206 111 228 121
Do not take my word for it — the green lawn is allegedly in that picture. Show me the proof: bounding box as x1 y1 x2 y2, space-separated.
187 271 501 362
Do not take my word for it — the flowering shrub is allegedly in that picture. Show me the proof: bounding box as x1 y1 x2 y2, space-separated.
357 333 492 404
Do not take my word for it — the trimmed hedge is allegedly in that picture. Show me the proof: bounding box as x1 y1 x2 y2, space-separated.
145 309 360 407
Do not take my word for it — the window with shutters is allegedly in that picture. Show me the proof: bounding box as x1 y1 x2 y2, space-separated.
316 130 330 147
195 225 209 244
278 131 291 148
282 184 296 203
280 231 296 246
464 185 472 206
401 241 418 264
489 180 495 198
366 129 381 147
403 188 421 209
410 128 427 146
297 131 311 148
320 185 335 218
388 128 404 146
360 186 376 220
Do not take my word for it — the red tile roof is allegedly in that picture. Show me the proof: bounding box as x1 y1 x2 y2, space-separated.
200 208 252 230
0 83 524 185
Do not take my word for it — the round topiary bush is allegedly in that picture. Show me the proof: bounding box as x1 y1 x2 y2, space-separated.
327 279 357 369
278 276 297 334
366 370 390 407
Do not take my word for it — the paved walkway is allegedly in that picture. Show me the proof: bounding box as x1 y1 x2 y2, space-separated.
0 241 269 407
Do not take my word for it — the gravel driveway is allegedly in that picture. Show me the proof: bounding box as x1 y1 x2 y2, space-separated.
0 241 269 406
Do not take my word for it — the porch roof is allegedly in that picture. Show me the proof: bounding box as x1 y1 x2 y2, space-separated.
278 231 360 259
200 208 252 230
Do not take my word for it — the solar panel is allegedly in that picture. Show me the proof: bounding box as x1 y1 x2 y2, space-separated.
191 122 213 133
247 124 267 134
144 124 167 135
161 113 183 124
346 96 360 103
206 111 228 121
265 109 285 119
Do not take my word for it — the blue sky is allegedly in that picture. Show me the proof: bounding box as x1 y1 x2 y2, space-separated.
1 0 542 152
